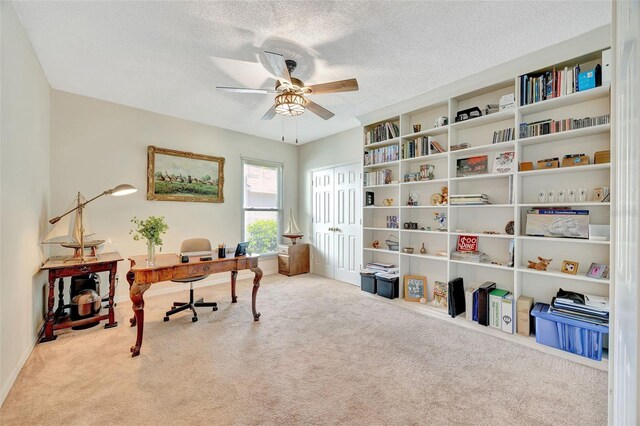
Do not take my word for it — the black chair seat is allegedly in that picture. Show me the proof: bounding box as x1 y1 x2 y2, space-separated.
171 275 209 284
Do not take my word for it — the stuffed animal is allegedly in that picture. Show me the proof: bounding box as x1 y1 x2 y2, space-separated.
441 186 448 205
527 256 552 271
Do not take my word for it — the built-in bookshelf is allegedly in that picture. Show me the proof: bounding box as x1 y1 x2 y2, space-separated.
360 47 612 370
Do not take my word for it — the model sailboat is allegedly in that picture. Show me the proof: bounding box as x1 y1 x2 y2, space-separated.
43 193 105 260
282 209 303 244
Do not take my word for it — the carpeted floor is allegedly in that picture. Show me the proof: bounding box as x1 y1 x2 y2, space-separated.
1 274 607 425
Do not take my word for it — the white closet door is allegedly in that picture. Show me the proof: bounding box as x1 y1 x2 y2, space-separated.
311 169 334 277
612 1 640 423
333 163 361 285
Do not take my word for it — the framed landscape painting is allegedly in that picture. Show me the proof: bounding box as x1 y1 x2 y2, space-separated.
147 146 225 203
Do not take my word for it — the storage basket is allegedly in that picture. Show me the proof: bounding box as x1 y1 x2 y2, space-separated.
531 303 608 361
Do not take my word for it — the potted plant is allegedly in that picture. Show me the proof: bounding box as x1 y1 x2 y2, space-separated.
130 216 169 266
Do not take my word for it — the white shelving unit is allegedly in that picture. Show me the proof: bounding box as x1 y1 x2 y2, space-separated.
360 48 612 370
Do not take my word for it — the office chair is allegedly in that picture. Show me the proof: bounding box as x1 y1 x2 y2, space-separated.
164 238 218 323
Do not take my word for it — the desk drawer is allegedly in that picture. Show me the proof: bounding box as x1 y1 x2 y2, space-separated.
189 263 213 276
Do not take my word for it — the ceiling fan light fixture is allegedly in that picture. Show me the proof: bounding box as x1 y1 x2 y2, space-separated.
274 92 305 116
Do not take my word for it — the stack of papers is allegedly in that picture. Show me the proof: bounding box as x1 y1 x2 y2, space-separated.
550 288 610 325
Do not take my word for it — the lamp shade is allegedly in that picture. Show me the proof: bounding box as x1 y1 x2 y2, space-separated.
109 184 137 196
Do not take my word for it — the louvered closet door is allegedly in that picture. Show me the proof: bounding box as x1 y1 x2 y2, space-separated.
312 168 334 277
333 163 361 285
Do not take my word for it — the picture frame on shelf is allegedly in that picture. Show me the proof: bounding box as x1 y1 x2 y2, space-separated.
491 151 515 174
432 281 448 308
456 155 488 177
586 263 609 279
561 260 579 275
404 275 427 302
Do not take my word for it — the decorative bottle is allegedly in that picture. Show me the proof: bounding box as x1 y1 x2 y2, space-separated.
420 243 427 254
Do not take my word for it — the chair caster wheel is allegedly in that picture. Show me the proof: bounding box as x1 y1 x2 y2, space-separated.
164 316 169 322
192 317 198 322
212 307 218 311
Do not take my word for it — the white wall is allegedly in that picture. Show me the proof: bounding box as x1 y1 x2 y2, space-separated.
0 1 51 404
297 127 361 245
50 91 298 300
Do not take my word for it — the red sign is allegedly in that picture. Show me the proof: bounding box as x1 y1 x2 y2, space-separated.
457 235 478 252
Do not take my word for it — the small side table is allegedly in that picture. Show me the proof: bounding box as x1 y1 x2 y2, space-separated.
39 251 122 342
277 244 310 276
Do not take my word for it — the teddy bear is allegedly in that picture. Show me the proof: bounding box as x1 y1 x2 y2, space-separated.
441 186 448 205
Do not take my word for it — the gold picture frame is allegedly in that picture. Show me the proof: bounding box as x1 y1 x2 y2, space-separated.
561 260 579 275
147 146 225 203
404 275 427 302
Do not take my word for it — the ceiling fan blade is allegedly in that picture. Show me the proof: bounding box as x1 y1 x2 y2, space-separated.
263 51 291 83
305 99 335 120
261 105 277 120
305 78 359 95
217 86 278 94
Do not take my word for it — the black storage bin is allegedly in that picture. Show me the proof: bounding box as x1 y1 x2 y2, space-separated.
360 273 376 294
376 276 399 299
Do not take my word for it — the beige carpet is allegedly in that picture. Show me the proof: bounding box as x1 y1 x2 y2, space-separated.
1 274 607 425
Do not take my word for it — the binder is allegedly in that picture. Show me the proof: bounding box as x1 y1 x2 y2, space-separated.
501 295 514 334
472 290 479 322
489 289 509 328
478 282 496 326
465 287 475 320
447 277 466 318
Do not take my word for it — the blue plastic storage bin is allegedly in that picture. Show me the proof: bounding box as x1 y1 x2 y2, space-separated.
531 303 608 361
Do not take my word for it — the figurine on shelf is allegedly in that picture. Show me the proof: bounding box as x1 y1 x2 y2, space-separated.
527 256 552 271
372 240 380 249
383 198 394 206
434 212 447 230
505 220 515 235
407 192 419 206
441 186 448 205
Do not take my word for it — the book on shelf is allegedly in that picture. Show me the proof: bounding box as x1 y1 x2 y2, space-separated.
501 294 514 334
450 143 469 151
450 250 490 263
449 194 489 205
519 62 590 106
525 209 589 239
447 277 466 318
456 155 489 177
364 169 392 186
492 127 515 144
364 144 399 165
472 290 479 322
478 282 497 326
465 287 476 320
491 151 515 174
489 289 510 329
429 139 446 154
364 121 399 145
519 114 610 139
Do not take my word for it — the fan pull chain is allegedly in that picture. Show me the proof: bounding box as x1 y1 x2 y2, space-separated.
282 117 285 142
295 116 298 144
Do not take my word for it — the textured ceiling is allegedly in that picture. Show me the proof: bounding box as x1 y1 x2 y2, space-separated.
14 1 611 144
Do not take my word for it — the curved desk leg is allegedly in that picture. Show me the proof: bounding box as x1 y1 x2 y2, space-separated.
231 270 238 303
128 270 150 357
251 266 263 321
126 270 136 327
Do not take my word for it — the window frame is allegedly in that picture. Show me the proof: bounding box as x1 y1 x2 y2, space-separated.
241 158 283 257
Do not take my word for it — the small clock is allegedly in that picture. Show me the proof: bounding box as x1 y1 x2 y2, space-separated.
431 193 443 206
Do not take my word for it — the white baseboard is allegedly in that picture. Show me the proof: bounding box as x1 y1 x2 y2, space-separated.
1 320 43 407
114 266 277 303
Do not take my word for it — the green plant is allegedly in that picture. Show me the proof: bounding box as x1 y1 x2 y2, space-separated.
130 216 169 248
246 219 278 254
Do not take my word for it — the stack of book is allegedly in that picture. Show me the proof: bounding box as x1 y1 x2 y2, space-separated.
364 121 399 145
484 103 499 115
450 142 469 151
363 262 396 273
492 127 515 143
519 114 610 138
449 194 489 205
450 250 490 263
363 169 391 186
401 137 429 159
550 289 609 325
429 138 446 153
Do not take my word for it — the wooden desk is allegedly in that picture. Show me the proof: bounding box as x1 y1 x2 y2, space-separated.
126 253 262 357
40 252 122 342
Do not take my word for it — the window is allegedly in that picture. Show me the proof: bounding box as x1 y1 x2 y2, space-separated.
242 159 283 255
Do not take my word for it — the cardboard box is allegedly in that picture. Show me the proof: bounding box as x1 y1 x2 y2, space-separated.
537 159 559 169
501 295 514 334
594 150 610 164
519 161 534 171
561 155 590 167
526 209 590 239
517 296 534 336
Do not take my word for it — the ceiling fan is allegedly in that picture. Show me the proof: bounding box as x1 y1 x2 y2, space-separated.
217 51 359 120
